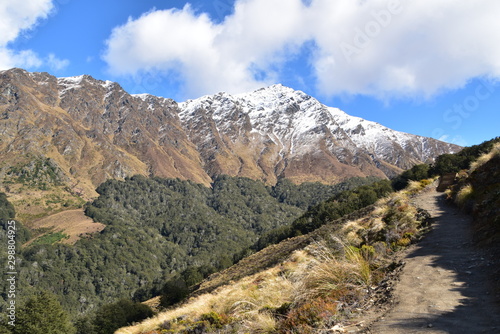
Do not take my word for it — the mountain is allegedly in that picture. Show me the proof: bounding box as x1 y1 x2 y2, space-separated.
0 68 460 197
179 84 460 184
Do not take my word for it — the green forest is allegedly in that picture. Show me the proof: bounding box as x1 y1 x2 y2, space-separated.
0 175 379 333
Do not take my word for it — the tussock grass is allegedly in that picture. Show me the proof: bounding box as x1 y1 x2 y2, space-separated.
470 142 500 172
116 266 297 334
241 311 277 334
293 240 371 316
454 184 474 209
403 178 434 195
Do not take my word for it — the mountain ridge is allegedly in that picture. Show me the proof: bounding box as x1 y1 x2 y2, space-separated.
0 68 460 198
178 82 460 184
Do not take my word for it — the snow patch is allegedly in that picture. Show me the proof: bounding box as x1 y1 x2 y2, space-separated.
57 75 85 97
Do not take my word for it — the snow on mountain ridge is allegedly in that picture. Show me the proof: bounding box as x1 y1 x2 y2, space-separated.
52 73 455 166
180 85 373 155
178 84 458 170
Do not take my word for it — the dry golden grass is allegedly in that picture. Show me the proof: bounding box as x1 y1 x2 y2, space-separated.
116 264 298 334
403 179 434 195
118 241 374 333
455 184 474 208
470 142 500 172
296 241 371 305
25 209 105 245
342 220 364 245
5 184 87 223
242 311 277 334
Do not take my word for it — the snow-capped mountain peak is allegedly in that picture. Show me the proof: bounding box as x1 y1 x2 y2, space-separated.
178 84 460 182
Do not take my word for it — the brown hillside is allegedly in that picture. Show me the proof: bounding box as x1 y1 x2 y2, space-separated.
26 209 105 245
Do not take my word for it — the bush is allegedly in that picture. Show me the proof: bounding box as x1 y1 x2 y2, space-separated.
92 299 154 334
392 164 430 190
278 297 338 333
200 312 230 329
430 137 500 176
159 276 190 308
255 180 393 250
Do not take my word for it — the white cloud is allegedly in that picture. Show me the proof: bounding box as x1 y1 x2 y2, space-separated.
0 49 42 69
0 0 68 71
103 1 309 97
308 0 500 98
0 0 54 45
46 53 69 71
103 0 500 99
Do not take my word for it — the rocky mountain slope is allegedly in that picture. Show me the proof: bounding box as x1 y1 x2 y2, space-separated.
0 68 460 197
179 85 459 184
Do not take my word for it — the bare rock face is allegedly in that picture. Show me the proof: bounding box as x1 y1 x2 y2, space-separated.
0 68 210 197
0 69 461 196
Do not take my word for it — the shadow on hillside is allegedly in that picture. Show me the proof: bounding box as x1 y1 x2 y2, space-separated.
381 193 500 333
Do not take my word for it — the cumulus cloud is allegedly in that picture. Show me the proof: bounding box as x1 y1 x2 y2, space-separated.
308 0 500 98
0 0 69 71
103 1 309 97
0 0 53 45
103 0 500 99
0 49 42 69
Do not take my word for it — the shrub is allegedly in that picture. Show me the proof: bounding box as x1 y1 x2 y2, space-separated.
278 297 338 333
454 184 474 211
396 237 411 247
93 299 154 334
199 312 230 329
160 276 190 308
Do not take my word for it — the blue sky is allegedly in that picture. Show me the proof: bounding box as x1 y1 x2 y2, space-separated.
1 0 499 146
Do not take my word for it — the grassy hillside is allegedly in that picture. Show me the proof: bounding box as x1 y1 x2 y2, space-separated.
116 182 432 334
116 139 500 333
447 142 500 245
2 156 88 209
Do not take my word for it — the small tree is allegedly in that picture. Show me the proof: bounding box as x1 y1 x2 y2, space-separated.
14 291 76 334
159 275 190 307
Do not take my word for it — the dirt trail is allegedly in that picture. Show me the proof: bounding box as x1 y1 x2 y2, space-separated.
366 189 500 333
